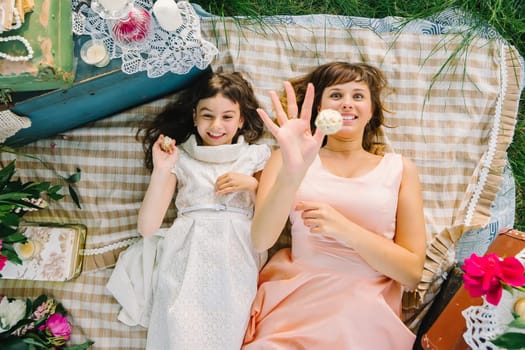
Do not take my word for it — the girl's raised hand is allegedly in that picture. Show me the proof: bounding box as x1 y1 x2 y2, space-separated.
257 82 324 173
152 134 179 171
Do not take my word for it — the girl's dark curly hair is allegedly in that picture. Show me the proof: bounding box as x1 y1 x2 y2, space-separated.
284 61 389 154
138 70 265 170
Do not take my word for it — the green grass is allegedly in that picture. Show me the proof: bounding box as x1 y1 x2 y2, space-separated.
194 0 525 230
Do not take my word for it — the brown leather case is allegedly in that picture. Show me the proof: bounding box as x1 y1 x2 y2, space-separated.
420 229 525 350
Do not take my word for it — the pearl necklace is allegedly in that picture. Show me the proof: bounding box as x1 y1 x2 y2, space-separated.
0 35 34 61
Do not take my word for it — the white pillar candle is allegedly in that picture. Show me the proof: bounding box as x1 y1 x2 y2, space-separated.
153 0 184 32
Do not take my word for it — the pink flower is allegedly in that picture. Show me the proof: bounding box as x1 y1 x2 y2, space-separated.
0 254 7 271
42 313 71 341
462 253 525 305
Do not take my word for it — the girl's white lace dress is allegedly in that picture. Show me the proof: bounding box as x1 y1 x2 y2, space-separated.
107 135 271 349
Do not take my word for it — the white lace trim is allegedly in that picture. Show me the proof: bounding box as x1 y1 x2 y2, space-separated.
72 0 218 78
0 110 31 143
464 43 506 226
81 237 140 256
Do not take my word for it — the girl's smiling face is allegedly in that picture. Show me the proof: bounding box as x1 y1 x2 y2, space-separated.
194 93 244 146
319 80 373 137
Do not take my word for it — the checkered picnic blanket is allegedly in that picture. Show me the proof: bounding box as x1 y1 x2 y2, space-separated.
0 8 522 348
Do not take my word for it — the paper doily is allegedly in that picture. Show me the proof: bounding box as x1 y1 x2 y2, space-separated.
72 0 218 78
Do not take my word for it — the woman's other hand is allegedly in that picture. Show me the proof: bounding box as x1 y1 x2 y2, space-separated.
295 201 350 240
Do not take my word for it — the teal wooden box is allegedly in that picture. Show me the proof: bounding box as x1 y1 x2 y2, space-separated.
5 36 209 147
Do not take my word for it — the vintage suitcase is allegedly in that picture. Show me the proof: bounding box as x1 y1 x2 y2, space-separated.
1 222 87 282
0 0 74 92
419 229 525 350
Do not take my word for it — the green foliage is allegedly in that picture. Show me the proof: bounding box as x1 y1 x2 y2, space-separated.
0 146 82 209
491 332 525 349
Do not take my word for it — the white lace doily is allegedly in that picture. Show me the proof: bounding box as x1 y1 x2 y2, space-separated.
72 0 218 78
462 250 525 349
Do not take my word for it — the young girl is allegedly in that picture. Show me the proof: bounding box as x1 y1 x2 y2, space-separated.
107 70 271 349
242 62 427 349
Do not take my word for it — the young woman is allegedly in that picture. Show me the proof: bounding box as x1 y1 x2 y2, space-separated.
243 62 427 349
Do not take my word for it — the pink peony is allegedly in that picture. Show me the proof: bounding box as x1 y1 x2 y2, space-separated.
43 313 71 341
462 253 525 305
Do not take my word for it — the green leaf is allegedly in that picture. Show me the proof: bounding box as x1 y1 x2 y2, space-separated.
47 184 64 200
0 193 34 201
490 332 525 349
3 231 27 243
0 221 19 236
22 182 51 192
33 295 48 307
22 333 48 347
0 161 16 187
63 340 95 350
1 337 30 350
47 191 64 201
507 317 525 329
68 185 82 209
2 247 23 265
0 213 21 227
66 171 81 184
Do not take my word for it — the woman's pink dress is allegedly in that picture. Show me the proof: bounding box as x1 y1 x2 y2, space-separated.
243 153 415 350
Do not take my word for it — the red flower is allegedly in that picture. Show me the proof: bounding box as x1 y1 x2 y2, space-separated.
462 253 525 305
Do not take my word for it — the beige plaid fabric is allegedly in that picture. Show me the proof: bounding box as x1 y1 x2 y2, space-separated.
0 15 522 348
0 102 174 349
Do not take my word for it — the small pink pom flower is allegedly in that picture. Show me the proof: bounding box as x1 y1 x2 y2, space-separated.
462 253 525 305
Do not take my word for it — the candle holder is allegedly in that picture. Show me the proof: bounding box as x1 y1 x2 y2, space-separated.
110 6 152 47
80 39 110 67
75 0 152 48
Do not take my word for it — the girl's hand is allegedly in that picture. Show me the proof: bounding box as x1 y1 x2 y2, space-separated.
257 82 324 174
295 201 351 241
152 134 178 171
215 172 258 195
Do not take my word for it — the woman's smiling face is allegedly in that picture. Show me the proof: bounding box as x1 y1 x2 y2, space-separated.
319 80 373 138
194 93 244 146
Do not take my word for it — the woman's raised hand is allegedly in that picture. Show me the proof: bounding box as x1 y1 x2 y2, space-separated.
257 82 324 172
